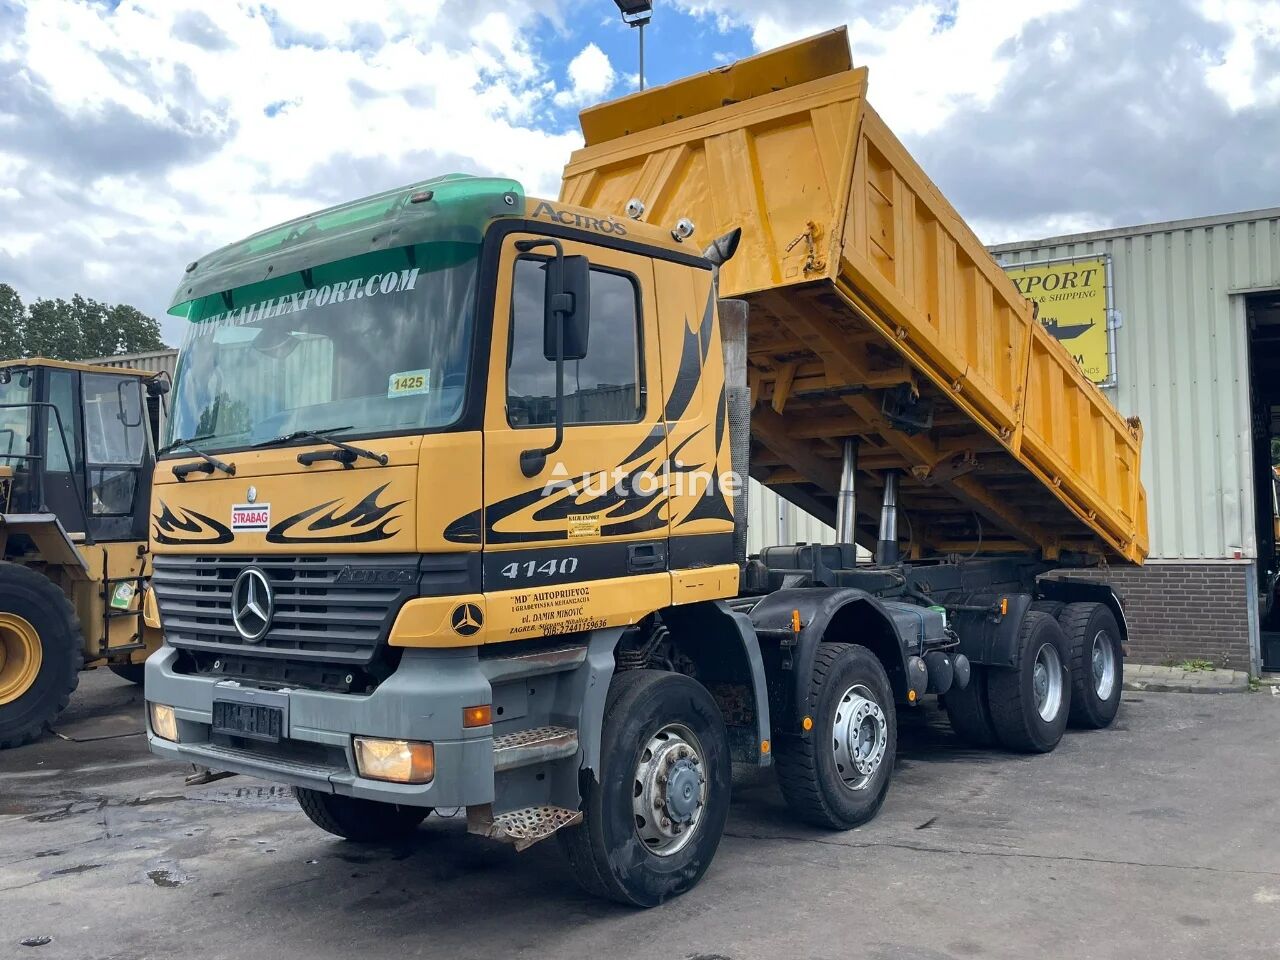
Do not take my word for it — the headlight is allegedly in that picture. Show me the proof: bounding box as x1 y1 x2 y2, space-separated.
353 737 434 784
150 703 178 742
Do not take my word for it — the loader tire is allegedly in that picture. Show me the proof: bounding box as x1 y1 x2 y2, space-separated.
0 563 83 749
775 643 896 830
558 669 731 907
987 612 1071 753
294 788 428 842
109 663 146 686
1058 602 1124 729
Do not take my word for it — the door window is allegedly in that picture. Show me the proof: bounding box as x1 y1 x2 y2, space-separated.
506 258 643 427
83 374 146 516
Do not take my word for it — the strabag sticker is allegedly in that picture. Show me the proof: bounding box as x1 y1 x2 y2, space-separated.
231 503 271 531
388 369 430 398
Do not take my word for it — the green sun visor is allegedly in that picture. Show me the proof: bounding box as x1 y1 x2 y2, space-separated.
169 174 524 315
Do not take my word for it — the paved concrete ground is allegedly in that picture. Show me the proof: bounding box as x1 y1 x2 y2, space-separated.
2 672 1278 960
1124 662 1252 694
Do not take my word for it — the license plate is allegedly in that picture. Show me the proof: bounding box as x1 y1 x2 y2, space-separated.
212 701 283 742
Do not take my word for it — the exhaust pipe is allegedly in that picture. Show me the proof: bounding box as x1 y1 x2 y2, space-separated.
877 469 899 565
719 298 751 568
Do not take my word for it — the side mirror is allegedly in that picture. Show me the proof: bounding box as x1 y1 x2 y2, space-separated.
117 379 145 429
146 376 171 398
543 254 590 362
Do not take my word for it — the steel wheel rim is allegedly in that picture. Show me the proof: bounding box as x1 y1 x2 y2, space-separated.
1032 642 1064 722
632 723 707 857
1091 630 1117 701
0 613 42 705
832 683 889 791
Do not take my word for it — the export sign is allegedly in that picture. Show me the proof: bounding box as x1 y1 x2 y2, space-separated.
1004 257 1111 384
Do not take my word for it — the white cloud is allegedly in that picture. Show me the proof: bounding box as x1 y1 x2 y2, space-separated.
0 0 584 343
554 42 617 108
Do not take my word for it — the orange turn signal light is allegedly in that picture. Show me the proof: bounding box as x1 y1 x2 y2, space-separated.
791 609 802 633
463 704 492 728
1000 597 1009 616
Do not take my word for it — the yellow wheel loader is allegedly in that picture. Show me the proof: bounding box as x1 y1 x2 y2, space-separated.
0 358 165 748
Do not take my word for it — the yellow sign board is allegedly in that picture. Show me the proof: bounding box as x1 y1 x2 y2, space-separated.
1004 257 1110 384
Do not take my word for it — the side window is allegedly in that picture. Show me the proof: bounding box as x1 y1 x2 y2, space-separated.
44 370 81 473
507 257 642 427
83 374 146 516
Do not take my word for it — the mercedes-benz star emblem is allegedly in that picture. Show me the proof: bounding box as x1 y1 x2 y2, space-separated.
450 602 483 637
246 486 258 504
231 566 274 642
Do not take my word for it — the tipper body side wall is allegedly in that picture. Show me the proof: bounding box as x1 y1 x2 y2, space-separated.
562 28 1147 564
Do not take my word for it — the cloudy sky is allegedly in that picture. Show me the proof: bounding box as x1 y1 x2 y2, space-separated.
1 0 1278 346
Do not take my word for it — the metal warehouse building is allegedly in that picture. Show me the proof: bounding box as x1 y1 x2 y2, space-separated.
990 208 1280 675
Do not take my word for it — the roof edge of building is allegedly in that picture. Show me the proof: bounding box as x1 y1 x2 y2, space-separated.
989 205 1280 254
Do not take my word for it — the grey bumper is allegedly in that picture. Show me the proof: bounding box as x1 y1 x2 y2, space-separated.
144 645 495 808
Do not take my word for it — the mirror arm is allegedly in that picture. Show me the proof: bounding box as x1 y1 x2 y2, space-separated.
517 236 568 478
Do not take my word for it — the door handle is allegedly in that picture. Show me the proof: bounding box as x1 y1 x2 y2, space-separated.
627 541 667 573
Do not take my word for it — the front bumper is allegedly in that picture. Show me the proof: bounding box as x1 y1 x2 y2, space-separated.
145 645 495 808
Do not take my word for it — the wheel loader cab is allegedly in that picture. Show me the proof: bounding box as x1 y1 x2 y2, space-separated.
0 360 158 543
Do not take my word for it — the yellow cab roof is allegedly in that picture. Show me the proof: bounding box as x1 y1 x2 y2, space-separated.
0 357 157 378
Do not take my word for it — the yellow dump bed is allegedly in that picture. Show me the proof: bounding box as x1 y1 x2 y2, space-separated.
561 28 1147 564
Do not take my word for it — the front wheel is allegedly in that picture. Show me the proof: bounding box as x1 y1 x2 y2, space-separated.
558 670 731 907
775 643 897 830
294 788 428 842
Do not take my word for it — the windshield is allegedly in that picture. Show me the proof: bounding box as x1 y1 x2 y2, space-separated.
167 242 478 452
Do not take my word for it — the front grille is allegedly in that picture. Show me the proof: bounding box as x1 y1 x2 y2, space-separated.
152 554 420 666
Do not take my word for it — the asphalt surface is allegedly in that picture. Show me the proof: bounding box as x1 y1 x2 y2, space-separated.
2 671 1278 960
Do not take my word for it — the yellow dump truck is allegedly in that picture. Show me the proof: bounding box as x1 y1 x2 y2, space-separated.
144 29 1146 906
0 359 166 748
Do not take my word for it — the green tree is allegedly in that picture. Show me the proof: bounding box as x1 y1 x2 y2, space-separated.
0 284 23 358
0 285 166 360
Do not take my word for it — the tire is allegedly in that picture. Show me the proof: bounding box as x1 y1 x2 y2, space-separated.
987 611 1071 753
775 643 897 830
943 664 998 748
1030 599 1065 619
0 562 83 750
1058 602 1124 729
558 670 731 907
294 788 428 842
108 663 146 686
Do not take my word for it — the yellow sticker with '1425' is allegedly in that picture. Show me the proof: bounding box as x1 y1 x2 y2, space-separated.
388 369 430 397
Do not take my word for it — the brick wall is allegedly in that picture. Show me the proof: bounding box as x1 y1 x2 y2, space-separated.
1047 562 1252 672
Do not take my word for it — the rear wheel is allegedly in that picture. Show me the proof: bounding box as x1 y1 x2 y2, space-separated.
987 611 1071 753
0 563 83 750
294 788 428 842
775 643 896 830
558 669 731 907
108 663 146 685
1059 602 1124 729
943 665 998 748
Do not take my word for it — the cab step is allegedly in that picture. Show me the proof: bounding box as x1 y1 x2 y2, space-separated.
466 803 582 851
492 725 578 772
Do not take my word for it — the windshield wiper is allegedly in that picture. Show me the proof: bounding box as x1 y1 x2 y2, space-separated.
162 436 237 480
253 427 388 469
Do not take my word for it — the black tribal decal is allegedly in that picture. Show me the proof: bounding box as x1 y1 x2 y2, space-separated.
266 483 406 544
153 502 234 545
